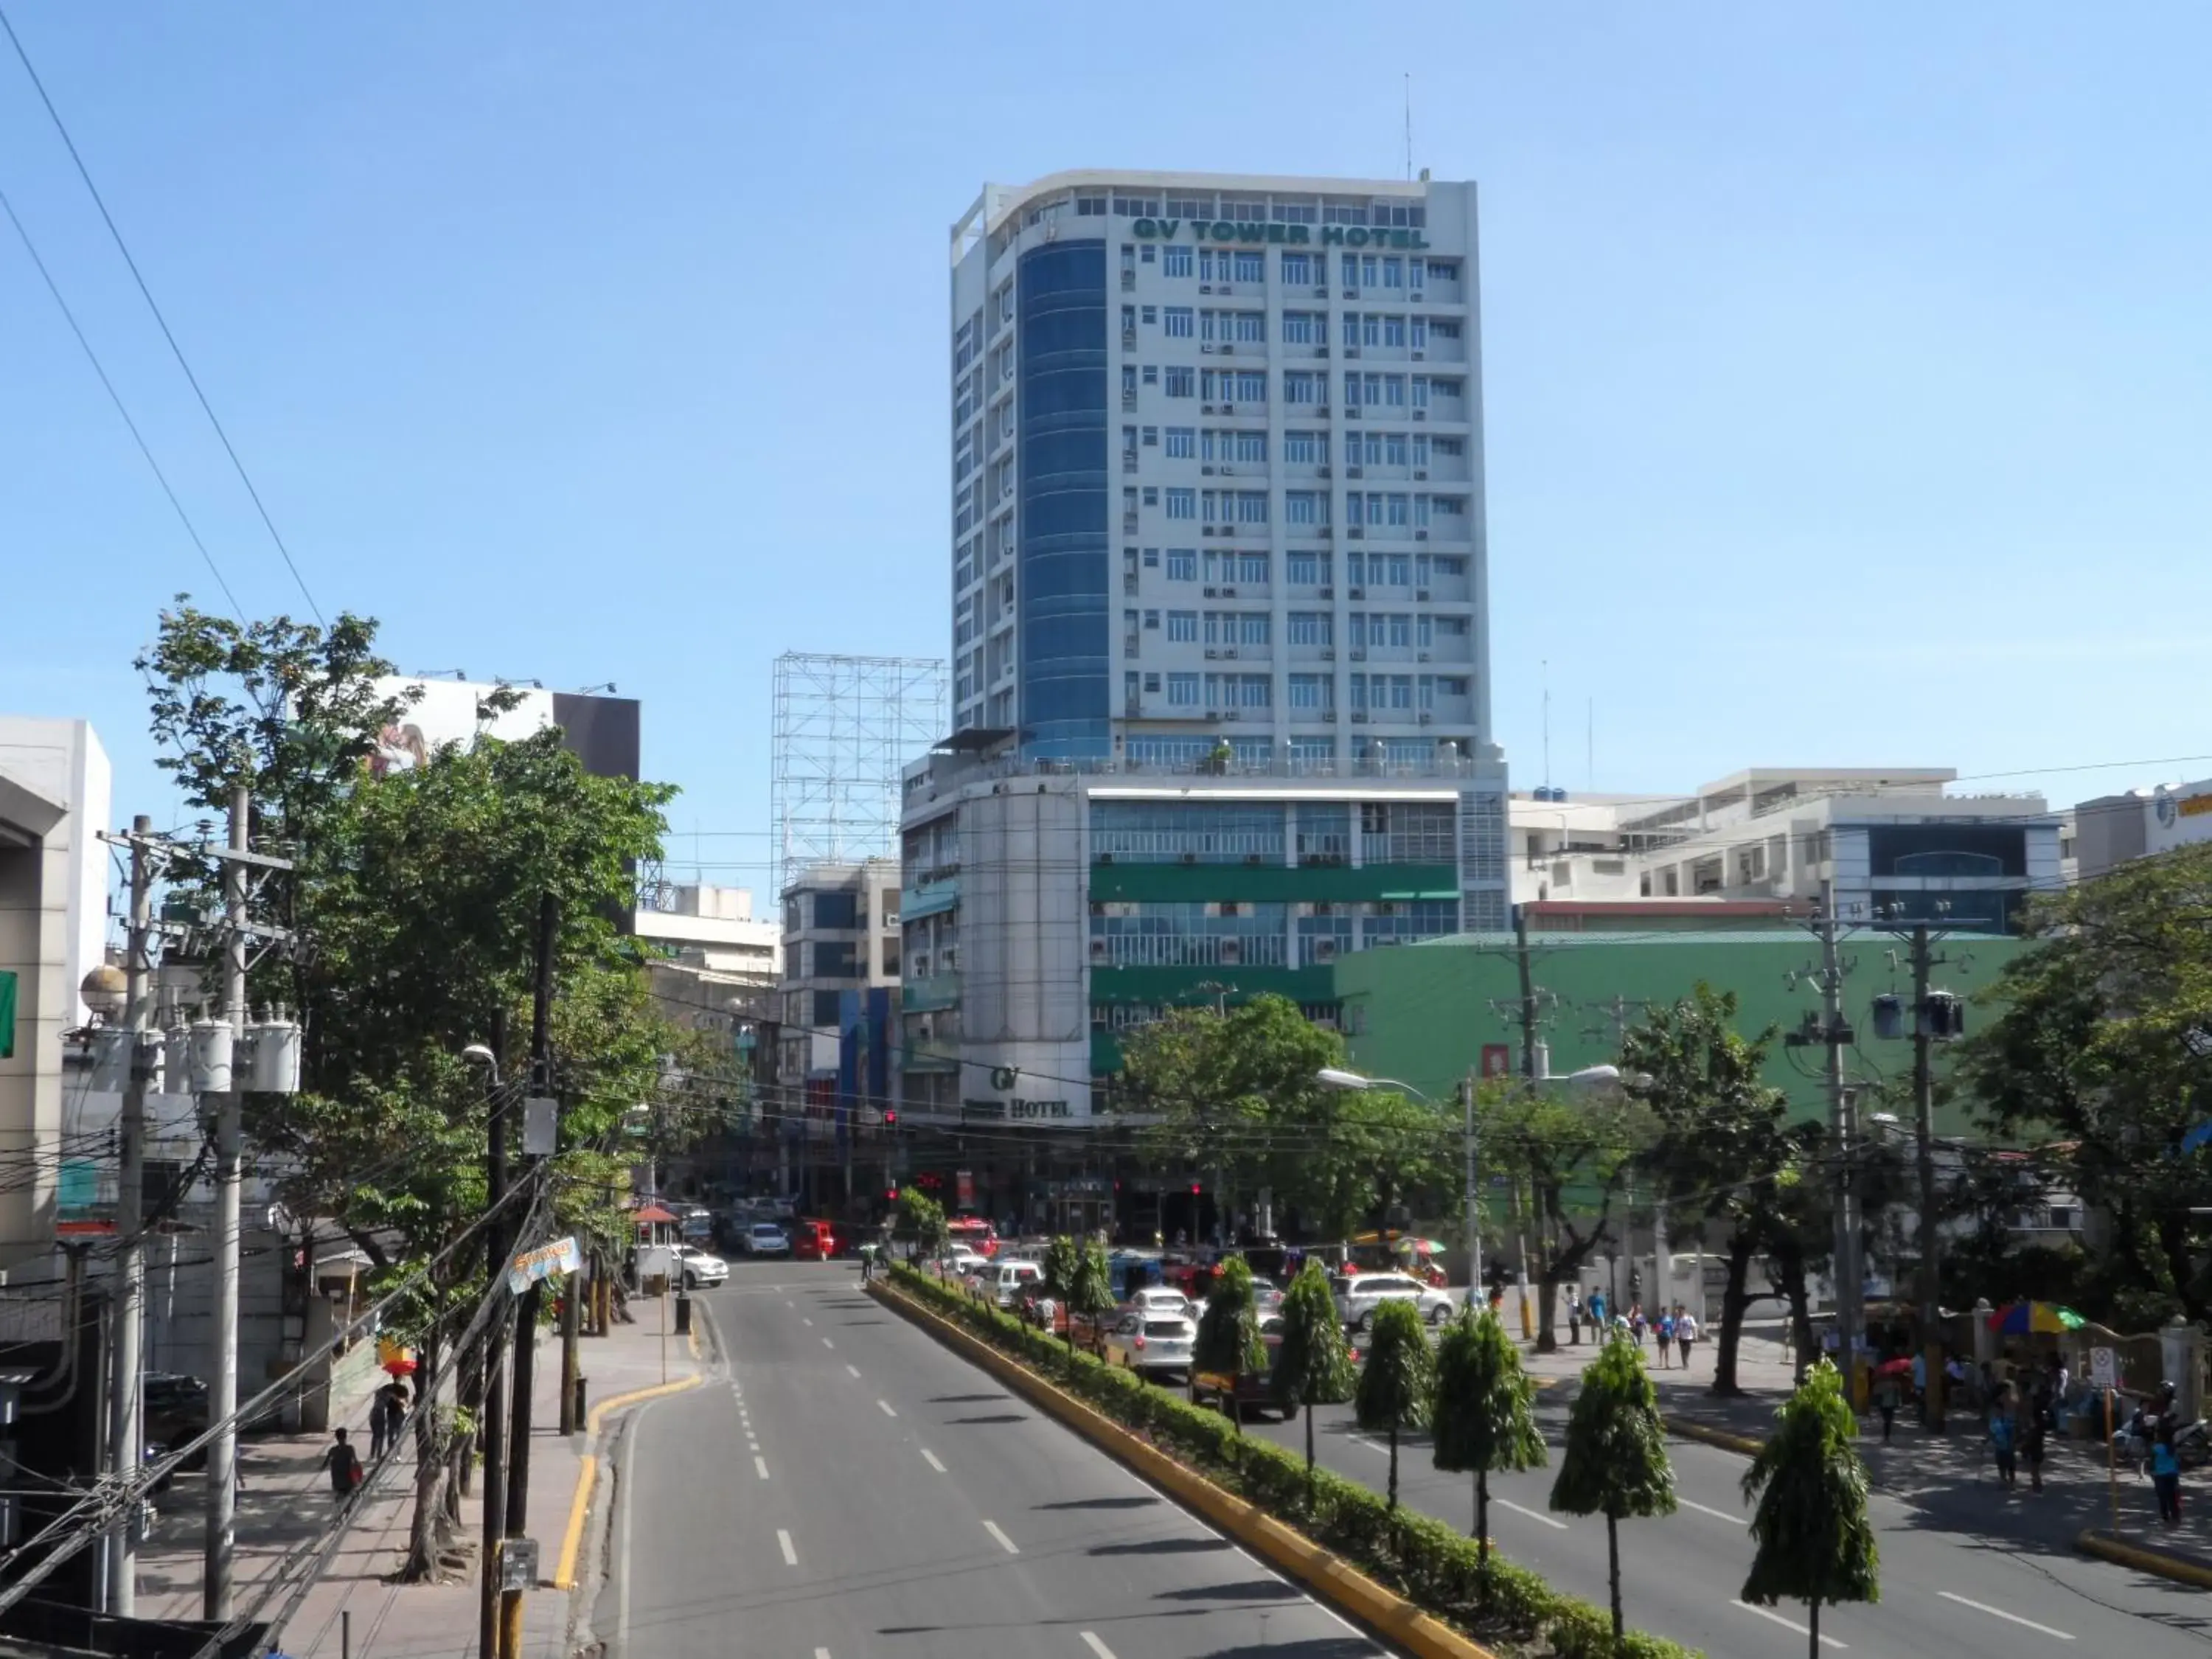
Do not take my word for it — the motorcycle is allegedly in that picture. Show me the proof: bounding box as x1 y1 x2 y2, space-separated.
2112 1413 2212 1473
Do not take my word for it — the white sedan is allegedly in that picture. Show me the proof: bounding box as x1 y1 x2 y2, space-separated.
671 1245 729 1288
741 1223 792 1256
1124 1286 1195 1318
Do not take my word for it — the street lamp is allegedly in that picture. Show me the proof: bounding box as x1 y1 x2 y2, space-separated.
461 1043 501 1086
1315 1067 1433 1102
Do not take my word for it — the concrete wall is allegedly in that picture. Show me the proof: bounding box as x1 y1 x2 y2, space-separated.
0 765 70 1273
959 779 1092 1119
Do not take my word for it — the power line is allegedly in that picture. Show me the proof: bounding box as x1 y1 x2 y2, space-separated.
0 178 246 619
0 4 324 625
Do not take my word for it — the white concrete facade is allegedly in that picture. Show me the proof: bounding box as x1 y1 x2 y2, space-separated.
2070 776 2212 883
777 859 901 1081
0 717 111 1028
1509 767 2063 930
633 883 781 984
950 170 1493 775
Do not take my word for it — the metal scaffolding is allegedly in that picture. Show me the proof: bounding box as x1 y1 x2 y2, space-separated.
770 652 946 901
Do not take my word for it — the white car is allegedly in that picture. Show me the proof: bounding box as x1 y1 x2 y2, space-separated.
1124 1286 1195 1318
1104 1310 1198 1380
990 1261 1044 1307
1332 1271 1457 1329
671 1245 728 1288
742 1222 792 1257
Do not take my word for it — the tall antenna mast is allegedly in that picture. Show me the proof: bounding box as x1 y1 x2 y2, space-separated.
1542 658 1551 788
1404 74 1413 181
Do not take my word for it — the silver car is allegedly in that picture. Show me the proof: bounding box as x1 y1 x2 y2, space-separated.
1105 1310 1197 1380
1332 1271 1457 1329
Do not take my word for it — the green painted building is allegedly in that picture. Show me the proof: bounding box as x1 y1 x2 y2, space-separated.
1336 929 2031 1132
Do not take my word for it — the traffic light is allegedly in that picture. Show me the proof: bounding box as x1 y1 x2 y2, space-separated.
1189 1182 1201 1196
1630 1267 1644 1296
883 1108 898 1127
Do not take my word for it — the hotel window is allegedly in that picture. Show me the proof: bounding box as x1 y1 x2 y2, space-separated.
1142 364 1158 385
1284 491 1322 526
1272 201 1318 224
1162 307 1194 338
1382 315 1406 348
1144 672 1162 693
1166 195 1212 218
1076 195 1106 216
1144 547 1161 567
1166 549 1197 580
1237 613 1271 647
1378 553 1411 585
1231 549 1270 583
1166 611 1197 641
1381 256 1405 288
1289 674 1332 709
1234 431 1266 463
1384 613 1411 648
1167 673 1200 706
1284 430 1326 464
1164 245 1193 276
1440 676 1469 696
1433 554 1466 577
1426 260 1458 282
1164 427 1195 459
1340 252 1360 287
1144 610 1161 630
1347 674 1368 711
1235 673 1272 707
1164 488 1196 520
1383 432 1409 466
1287 550 1331 585
1233 311 1265 343
1164 366 1194 397
1410 316 1427 349
1141 305 1157 324
1288 612 1332 645
1282 251 1313 284
1284 372 1319 406
1141 487 1158 507
1141 243 1155 262
1281 311 1315 344
1416 614 1433 650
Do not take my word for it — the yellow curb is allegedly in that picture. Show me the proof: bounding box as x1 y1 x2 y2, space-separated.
2076 1527 2212 1590
550 1371 706 1589
1664 1415 1764 1457
872 1279 1497 1659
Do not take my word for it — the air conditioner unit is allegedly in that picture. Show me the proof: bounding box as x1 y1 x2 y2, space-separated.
1318 406 1331 417
1203 404 1218 414
1342 288 1357 299
1220 464 1235 475
1205 711 1220 722
1345 347 1362 359
1346 408 1362 420
1201 465 1216 476
1349 586 1366 598
1223 710 1241 722
1350 648 1367 661
1200 283 1213 293
1203 585 1219 597
1221 403 1237 415
1412 349 1425 361
1205 648 1220 658
1201 344 1215 354
1318 586 1334 597
1348 526 1365 539
1222 647 1238 658
1219 285 1234 295
1346 465 1365 479
1221 585 1237 597
1315 346 1330 357
1317 526 1333 538
1220 344 1235 356
1321 648 1335 660
1352 712 1369 723
1323 709 1338 722
1411 290 1425 301
1415 529 1429 540
1419 713 1434 725
1091 939 1109 962
1313 285 1329 297
1413 469 1428 481
1219 941 1242 964
1418 650 1431 663
1314 940 1337 963
1416 588 1430 601
1317 465 1332 477
1413 410 1427 422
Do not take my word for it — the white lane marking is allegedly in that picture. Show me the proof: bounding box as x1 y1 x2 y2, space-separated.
846 1363 862 1379
1496 1498 1568 1531
1938 1592 2075 1640
822 1336 835 1349
878 1399 898 1417
921 1447 946 1472
981 1518 1020 1554
1080 1635 1117 1659
754 1455 770 1481
777 1528 798 1565
616 1388 642 1651
1677 1497 1747 1525
801 1316 813 1326
786 1298 795 1307
815 1649 832 1659
1733 1601 1846 1649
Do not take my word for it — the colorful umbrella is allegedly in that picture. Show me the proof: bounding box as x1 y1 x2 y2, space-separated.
1874 1357 1915 1379
1985 1301 2085 1335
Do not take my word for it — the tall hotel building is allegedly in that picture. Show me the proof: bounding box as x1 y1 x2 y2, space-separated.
902 172 1509 1218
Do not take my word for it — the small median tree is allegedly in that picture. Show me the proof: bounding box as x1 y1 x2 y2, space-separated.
1192 1256 1269 1421
897 1189 947 1265
1042 1234 1082 1349
1551 1334 1676 1646
1274 1260 1356 1497
1430 1306 1547 1583
1742 1360 1879 1656
1355 1298 1435 1512
1068 1240 1120 1357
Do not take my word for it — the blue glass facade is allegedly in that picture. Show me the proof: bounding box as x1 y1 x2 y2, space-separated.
1018 243 1109 758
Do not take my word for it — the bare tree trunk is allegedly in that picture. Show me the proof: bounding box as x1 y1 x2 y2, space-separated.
1808 1600 1820 1658
1607 1511 1624 1644
397 1326 452 1582
1712 1232 1756 1397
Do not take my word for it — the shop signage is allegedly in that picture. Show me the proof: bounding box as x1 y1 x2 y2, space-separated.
1130 216 1430 250
961 1096 1074 1121
507 1235 580 1295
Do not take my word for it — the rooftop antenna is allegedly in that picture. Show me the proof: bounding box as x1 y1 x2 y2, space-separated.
1587 697 1595 792
1404 73 1413 181
1542 658 1551 788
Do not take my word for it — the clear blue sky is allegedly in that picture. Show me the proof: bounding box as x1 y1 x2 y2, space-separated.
6 4 2210 890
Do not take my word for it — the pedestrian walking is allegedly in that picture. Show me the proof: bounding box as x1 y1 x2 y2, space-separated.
321 1427 364 1500
1566 1288 1583 1345
1986 1388 2019 1488
2152 1413 2184 1525
1629 1302 1647 1347
1674 1305 1698 1369
1656 1307 1675 1367
1873 1366 1902 1443
1588 1288 1607 1329
369 1382 395 1460
2022 1385 2051 1492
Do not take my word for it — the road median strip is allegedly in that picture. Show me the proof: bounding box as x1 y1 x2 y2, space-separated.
2074 1526 2212 1590
1661 1415 1766 1457
873 1265 1698 1659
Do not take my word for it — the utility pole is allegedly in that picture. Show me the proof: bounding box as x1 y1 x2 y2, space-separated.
204 783 248 1620
1512 907 1539 1081
1910 923 1945 1427
478 1011 509 1659
1815 883 1863 1402
501 894 557 1659
107 815 159 1617
1458 1069 1481 1310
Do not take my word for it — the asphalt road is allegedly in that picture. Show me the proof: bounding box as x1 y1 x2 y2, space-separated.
1243 1389 2212 1659
593 1262 1389 1659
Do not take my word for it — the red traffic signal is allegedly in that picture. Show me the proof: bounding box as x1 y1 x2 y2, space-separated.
1189 1182 1201 1195
883 1108 898 1126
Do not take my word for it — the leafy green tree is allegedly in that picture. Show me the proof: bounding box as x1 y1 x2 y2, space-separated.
1354 1298 1435 1511
1192 1256 1269 1416
1430 1307 1546 1579
1480 1085 1649 1350
1621 986 1798 1394
1042 1235 1082 1349
1273 1260 1357 1492
1068 1241 1121 1356
1741 1360 1879 1656
1551 1335 1677 1644
1958 846 2212 1326
897 1189 948 1264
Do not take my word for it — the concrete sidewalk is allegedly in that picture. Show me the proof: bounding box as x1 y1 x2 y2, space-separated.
1521 1321 2212 1583
134 1292 703 1658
